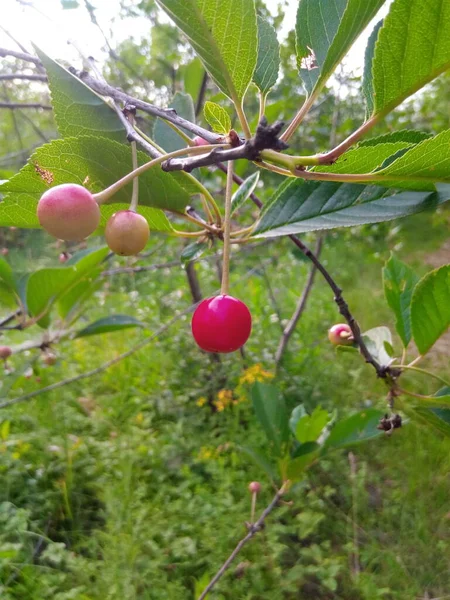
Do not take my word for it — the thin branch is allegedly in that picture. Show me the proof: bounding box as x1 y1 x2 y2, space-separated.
0 74 47 82
113 101 161 159
0 47 42 66
77 70 223 144
0 102 52 110
162 118 288 173
275 235 323 367
16 109 50 143
260 261 284 333
286 233 384 376
82 0 150 90
0 309 21 329
195 71 209 118
198 482 289 600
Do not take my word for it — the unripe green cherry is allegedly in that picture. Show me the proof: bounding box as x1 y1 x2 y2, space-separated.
105 210 150 256
328 323 354 346
37 183 100 241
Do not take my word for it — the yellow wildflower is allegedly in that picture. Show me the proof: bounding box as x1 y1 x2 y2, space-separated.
196 396 207 407
239 364 274 385
197 446 214 461
213 389 234 412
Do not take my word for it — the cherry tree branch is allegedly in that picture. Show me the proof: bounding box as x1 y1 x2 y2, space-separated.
0 47 42 65
197 482 289 600
275 235 323 368
0 74 47 82
76 70 223 144
0 102 52 110
162 118 288 172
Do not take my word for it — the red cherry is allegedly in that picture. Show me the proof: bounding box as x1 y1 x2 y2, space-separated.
37 183 100 241
193 136 209 147
0 346 12 360
59 252 70 263
192 295 252 353
248 481 261 493
328 323 354 346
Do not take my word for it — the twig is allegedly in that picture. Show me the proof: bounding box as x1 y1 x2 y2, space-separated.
0 47 42 66
195 71 209 118
162 118 288 173
0 102 52 110
275 235 323 367
113 101 161 159
0 74 47 82
197 482 289 600
82 0 150 90
260 261 284 333
348 452 360 579
77 70 223 144
102 241 273 277
0 309 21 329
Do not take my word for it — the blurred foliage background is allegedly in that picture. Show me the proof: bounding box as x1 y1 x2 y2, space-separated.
0 1 449 598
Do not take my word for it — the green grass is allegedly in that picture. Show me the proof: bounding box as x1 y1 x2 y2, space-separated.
0 209 449 599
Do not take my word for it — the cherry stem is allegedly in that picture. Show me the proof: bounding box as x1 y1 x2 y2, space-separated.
129 127 139 212
93 144 229 204
220 162 234 295
250 491 257 523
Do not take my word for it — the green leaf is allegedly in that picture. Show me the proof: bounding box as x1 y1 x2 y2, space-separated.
251 382 289 456
182 58 205 100
289 404 307 436
238 445 277 480
253 179 446 237
154 92 195 153
253 17 280 96
358 130 433 148
362 326 394 366
0 136 188 229
26 247 109 328
57 271 103 321
410 406 450 437
0 256 15 291
362 19 383 119
231 172 259 215
33 46 126 142
411 264 450 355
313 131 450 190
371 0 450 117
180 242 207 265
374 131 450 190
76 315 145 338
155 0 257 103
324 409 385 450
314 142 415 175
296 0 386 96
0 283 17 309
203 101 231 135
383 255 419 348
286 445 319 481
295 406 329 444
